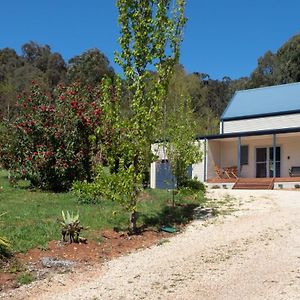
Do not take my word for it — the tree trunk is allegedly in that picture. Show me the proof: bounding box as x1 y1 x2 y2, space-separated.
129 210 138 234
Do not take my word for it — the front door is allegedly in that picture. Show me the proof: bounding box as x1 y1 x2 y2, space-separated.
256 147 281 178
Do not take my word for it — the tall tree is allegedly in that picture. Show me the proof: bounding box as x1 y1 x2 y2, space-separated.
0 48 24 120
277 34 300 83
96 0 187 233
22 41 67 87
67 49 114 85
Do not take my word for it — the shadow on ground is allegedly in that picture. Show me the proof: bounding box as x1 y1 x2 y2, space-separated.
142 203 199 227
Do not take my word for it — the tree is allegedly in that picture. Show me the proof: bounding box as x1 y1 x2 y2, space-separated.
95 0 187 233
0 81 103 191
67 49 114 85
0 48 24 120
163 96 202 187
22 41 67 88
277 33 300 83
249 51 279 88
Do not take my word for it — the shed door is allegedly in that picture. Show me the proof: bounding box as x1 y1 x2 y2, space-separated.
155 162 193 189
156 161 176 189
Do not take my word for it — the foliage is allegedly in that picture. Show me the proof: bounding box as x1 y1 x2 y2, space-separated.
0 212 12 258
1 81 104 191
0 42 115 122
72 180 104 204
90 0 187 233
61 211 83 243
17 272 35 285
180 178 206 192
67 48 114 85
21 41 67 87
163 96 202 187
2 32 300 134
166 65 220 134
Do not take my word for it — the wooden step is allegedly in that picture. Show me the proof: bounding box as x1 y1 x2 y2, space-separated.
233 178 274 190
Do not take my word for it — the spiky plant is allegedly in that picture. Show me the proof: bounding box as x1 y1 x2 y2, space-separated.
0 213 12 257
61 211 83 243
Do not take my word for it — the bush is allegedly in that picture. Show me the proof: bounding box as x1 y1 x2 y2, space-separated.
0 213 12 258
72 180 104 204
1 81 109 191
180 178 206 192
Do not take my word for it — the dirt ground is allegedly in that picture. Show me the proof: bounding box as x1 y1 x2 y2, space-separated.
2 189 300 299
0 229 169 291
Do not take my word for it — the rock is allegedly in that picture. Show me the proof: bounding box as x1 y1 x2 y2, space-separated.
40 257 75 269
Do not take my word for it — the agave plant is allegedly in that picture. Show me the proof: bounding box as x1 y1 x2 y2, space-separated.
61 211 84 243
0 212 12 257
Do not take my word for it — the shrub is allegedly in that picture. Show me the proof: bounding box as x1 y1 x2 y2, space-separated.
0 213 12 258
72 180 104 204
1 81 107 191
180 178 206 192
60 211 84 243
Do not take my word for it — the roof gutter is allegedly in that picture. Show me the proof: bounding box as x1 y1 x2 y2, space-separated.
196 126 300 140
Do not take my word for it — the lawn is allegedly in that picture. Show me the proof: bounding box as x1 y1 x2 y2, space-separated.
0 170 206 253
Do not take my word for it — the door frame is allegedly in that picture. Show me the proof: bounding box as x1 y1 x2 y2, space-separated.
255 145 281 178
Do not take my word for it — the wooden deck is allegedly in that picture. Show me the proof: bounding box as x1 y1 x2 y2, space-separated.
207 177 300 183
207 177 300 190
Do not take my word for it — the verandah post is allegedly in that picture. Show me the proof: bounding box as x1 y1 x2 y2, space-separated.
273 134 276 178
237 136 241 177
204 138 207 182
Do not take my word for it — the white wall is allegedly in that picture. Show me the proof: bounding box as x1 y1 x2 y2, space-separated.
150 141 205 188
277 135 300 177
207 140 221 179
151 143 167 160
223 113 300 134
192 140 205 182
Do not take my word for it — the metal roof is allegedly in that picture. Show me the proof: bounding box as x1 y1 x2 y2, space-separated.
221 82 300 120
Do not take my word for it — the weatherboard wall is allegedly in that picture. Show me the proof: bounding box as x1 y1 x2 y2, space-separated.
221 113 300 134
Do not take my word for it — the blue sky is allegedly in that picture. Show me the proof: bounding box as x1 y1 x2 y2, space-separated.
1 0 300 79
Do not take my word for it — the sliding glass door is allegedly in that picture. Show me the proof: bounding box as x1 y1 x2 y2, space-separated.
256 147 280 178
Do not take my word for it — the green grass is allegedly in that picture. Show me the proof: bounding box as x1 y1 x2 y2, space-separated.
0 170 207 253
16 272 35 285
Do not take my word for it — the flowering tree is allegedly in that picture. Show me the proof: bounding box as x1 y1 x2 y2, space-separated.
2 81 104 191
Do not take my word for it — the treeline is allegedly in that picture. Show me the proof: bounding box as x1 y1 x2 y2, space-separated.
1 33 300 133
0 41 114 121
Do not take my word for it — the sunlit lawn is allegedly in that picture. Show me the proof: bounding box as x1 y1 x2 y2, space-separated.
0 170 206 252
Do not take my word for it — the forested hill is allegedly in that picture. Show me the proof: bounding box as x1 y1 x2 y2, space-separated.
1 33 300 134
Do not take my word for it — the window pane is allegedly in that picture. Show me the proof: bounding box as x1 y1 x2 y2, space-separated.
256 148 266 162
241 145 248 165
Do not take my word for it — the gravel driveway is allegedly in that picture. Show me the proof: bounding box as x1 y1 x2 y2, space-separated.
2 189 300 300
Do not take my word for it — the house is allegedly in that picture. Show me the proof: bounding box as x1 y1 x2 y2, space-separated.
151 82 300 189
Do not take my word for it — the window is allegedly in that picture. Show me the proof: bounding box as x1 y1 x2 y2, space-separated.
241 145 249 165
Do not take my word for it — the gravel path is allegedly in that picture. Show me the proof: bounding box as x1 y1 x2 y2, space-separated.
2 189 300 300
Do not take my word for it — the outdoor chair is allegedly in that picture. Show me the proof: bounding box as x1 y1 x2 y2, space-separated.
224 166 238 179
214 165 225 178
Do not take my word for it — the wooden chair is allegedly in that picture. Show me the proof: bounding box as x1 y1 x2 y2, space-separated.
214 165 224 178
224 166 238 179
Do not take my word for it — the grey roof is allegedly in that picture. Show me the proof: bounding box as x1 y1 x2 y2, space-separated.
221 82 300 120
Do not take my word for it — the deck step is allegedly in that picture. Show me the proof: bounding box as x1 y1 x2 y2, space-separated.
233 178 274 190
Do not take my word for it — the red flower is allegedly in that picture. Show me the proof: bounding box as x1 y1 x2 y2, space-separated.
71 101 78 108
